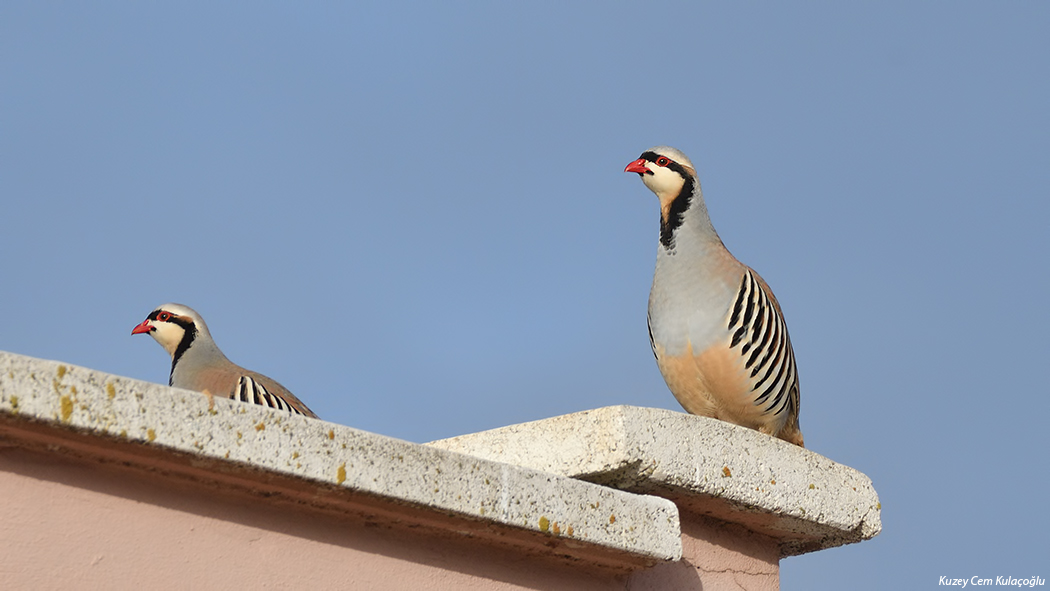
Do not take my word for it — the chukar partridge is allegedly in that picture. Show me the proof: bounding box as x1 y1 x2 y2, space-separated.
625 146 803 446
132 303 318 418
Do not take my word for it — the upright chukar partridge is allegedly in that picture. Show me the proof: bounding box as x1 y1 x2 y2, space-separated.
132 303 318 418
625 147 803 446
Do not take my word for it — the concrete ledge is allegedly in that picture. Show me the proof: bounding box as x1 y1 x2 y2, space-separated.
428 405 881 556
0 351 681 571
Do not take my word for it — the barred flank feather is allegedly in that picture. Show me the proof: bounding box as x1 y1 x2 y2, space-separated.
235 375 309 416
727 270 799 421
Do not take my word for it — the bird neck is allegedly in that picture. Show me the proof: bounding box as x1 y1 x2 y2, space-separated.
659 176 720 254
169 322 197 380
169 327 227 387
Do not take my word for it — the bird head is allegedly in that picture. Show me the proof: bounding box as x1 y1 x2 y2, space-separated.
624 146 697 202
131 303 206 358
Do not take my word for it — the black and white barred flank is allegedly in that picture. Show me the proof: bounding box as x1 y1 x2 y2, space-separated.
234 375 309 416
727 269 800 419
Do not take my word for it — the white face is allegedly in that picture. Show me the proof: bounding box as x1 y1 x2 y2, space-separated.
132 303 203 358
639 158 688 201
627 146 696 204
146 315 187 356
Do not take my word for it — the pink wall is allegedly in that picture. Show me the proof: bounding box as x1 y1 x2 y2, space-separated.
0 444 779 590
0 351 887 590
0 447 626 590
630 515 779 590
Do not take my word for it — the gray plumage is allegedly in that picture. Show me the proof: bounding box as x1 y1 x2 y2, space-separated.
625 147 803 446
132 303 318 418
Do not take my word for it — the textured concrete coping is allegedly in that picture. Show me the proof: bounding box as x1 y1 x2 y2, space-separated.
429 405 881 557
0 351 681 569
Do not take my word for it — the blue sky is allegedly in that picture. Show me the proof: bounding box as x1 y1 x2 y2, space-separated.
3 3 1048 588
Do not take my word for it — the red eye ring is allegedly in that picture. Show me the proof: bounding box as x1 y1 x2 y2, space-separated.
655 157 671 167
158 312 171 322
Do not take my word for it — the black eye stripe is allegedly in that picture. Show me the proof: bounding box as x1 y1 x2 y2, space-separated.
641 151 675 166
146 310 193 331
639 151 689 177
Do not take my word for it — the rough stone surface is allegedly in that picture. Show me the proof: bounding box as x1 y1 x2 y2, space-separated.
428 405 882 556
0 351 681 566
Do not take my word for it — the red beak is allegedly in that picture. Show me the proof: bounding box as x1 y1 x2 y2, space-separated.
131 320 153 335
624 158 650 174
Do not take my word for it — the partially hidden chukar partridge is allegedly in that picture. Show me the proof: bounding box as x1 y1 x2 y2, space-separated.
625 146 803 446
132 303 318 418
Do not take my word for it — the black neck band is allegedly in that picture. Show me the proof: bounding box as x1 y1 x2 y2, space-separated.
660 175 695 250
169 319 198 385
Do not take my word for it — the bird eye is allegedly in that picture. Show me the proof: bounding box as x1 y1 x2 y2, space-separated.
656 157 671 167
158 312 171 322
